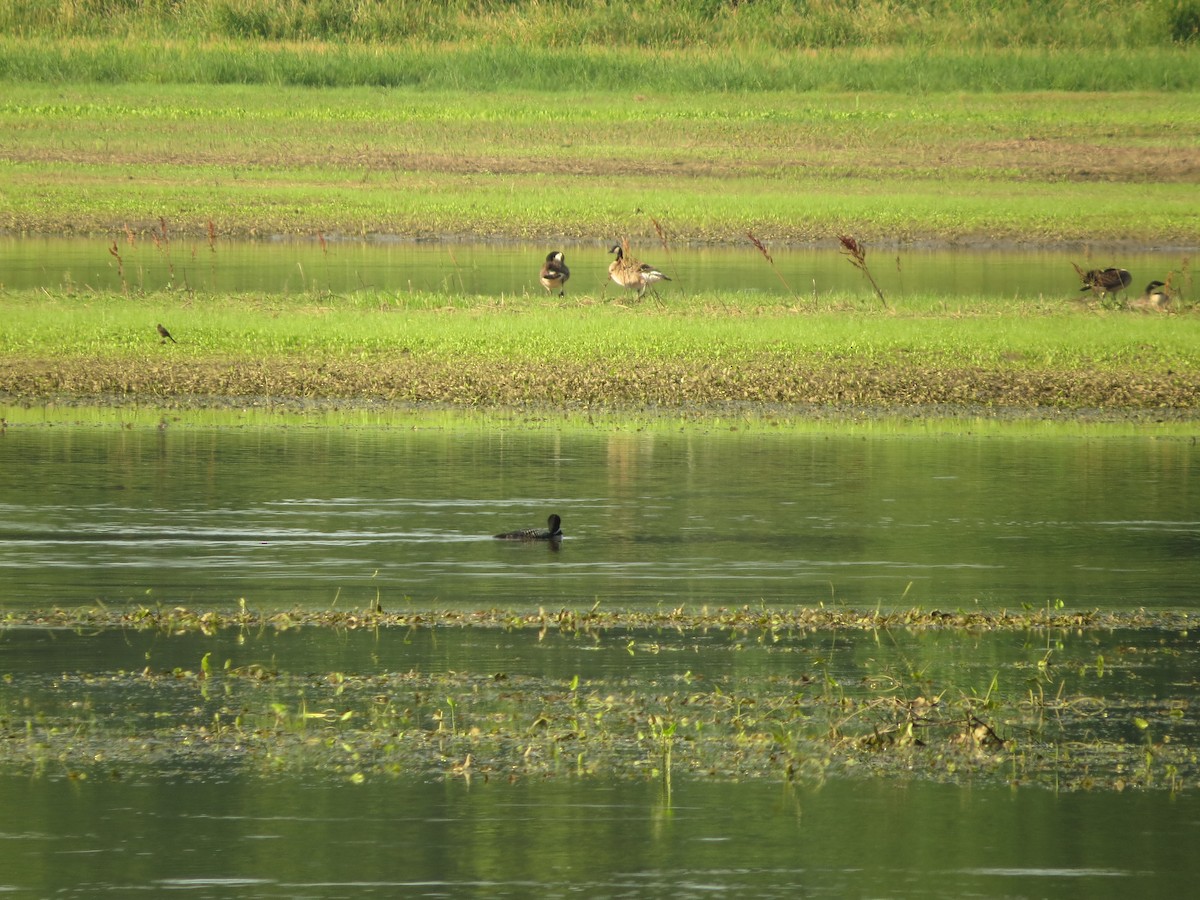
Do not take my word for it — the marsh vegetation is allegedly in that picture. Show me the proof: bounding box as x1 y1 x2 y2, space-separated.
4 605 1196 792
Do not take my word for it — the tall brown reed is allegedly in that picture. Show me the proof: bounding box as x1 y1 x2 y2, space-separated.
838 234 888 309
108 240 126 294
747 231 803 307
151 216 175 286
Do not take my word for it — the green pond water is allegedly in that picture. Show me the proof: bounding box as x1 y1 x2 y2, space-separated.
0 424 1196 611
2 774 1197 899
0 235 1188 300
1 421 1197 896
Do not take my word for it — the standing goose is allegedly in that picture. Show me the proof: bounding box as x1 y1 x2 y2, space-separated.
494 513 563 541
1078 267 1132 299
609 243 670 299
539 251 570 296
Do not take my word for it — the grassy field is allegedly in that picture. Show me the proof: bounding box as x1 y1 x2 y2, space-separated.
2 83 1198 245
2 288 1196 417
3 0 1198 52
1 2 1197 417
1 2 1197 244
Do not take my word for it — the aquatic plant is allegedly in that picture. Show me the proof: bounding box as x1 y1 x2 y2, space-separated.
3 603 1194 792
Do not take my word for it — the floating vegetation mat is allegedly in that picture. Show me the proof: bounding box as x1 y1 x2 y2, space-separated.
1 605 1195 792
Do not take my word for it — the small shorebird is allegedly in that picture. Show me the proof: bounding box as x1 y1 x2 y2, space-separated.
609 243 670 299
539 251 570 296
494 513 563 541
156 323 177 344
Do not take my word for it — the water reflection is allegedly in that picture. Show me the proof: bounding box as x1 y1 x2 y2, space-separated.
1 775 1196 899
0 425 1195 611
0 235 1189 300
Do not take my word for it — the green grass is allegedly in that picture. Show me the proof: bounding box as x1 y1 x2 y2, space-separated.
1 288 1196 415
3 0 1198 51
1 37 1197 92
7 165 1192 245
0 6 1195 415
1 287 1194 366
2 83 1197 244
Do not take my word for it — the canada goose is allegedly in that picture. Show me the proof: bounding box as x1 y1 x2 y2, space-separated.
609 243 670 299
1130 280 1171 312
156 323 177 344
1079 267 1132 298
494 513 563 541
539 251 570 296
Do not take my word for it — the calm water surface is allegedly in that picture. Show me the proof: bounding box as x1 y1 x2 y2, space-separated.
0 425 1196 612
0 235 1188 299
3 774 1197 899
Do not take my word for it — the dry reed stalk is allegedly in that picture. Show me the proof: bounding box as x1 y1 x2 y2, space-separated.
649 215 677 284
634 225 672 307
747 231 803 306
150 216 175 285
837 234 889 309
107 240 126 293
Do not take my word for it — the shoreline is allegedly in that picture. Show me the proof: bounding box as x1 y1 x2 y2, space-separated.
4 395 1198 433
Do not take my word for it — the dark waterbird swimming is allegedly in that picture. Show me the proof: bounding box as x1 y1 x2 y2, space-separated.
494 514 563 541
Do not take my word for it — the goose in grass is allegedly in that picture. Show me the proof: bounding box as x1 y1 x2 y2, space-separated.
609 243 670 299
1130 280 1172 312
539 251 570 296
494 513 563 541
1078 267 1132 298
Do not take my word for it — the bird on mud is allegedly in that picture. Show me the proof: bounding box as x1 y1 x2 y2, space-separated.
494 513 563 542
156 323 177 344
1078 266 1132 299
539 250 570 296
608 242 671 300
1130 280 1172 312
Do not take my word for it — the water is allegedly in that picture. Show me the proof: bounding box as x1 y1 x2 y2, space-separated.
1 422 1198 896
0 235 1188 299
0 425 1196 612
2 775 1197 899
